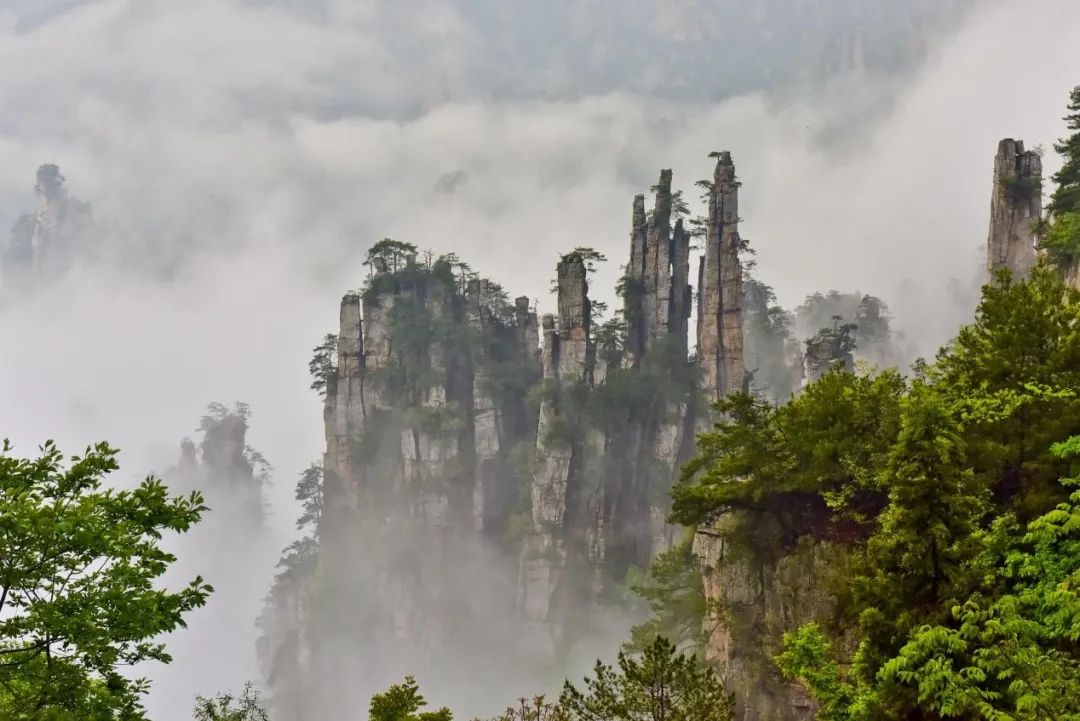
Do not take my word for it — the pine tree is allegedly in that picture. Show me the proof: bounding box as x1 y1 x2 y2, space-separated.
559 636 733 721
1042 85 1080 270
1049 85 1080 217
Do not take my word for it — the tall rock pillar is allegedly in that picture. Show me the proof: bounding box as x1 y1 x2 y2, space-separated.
324 293 365 510
697 151 745 404
520 254 595 636
624 170 692 363
987 138 1042 278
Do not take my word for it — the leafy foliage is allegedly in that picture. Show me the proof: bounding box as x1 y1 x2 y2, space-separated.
488 696 568 721
1048 85 1080 218
193 683 270 721
369 677 452 721
308 333 338 399
559 636 733 721
676 263 1080 719
1039 210 1080 270
671 367 905 543
366 238 419 274
779 437 1080 720
741 275 796 404
625 537 707 652
563 248 606 275
0 440 210 720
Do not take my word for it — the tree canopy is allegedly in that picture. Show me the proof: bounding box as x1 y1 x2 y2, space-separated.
0 440 210 720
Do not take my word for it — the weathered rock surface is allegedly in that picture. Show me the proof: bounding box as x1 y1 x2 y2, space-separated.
987 138 1042 278
698 152 745 404
277 154 773 717
694 523 852 721
625 171 693 363
802 323 855 386
521 256 594 627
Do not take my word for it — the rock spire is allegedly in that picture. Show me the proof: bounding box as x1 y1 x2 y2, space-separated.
697 151 745 403
987 138 1042 278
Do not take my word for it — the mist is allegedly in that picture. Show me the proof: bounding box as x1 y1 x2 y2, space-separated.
2 0 1080 719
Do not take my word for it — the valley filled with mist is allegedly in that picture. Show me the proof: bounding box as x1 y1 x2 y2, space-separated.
2 2 1080 721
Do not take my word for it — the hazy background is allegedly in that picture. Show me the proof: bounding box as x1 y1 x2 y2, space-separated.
1 0 1079 718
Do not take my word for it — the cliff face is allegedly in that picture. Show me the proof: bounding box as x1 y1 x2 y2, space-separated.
694 526 851 721
265 153 764 718
987 138 1042 278
520 256 603 652
698 152 745 404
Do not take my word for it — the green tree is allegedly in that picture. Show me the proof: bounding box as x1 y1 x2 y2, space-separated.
775 624 855 721
564 248 607 275
559 635 733 721
778 436 1080 720
671 368 905 535
1041 85 1080 271
842 383 992 718
193 683 270 721
1048 85 1080 217
767 267 1080 719
625 538 707 652
741 275 795 403
308 333 338 399
369 677 451 721
1040 210 1080 269
929 266 1080 517
490 696 567 721
0 440 211 720
366 239 419 274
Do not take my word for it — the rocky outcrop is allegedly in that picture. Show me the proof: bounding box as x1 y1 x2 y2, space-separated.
270 154 761 719
698 152 745 404
3 164 92 281
520 255 595 630
169 402 268 535
625 170 693 362
323 294 356 506
321 255 546 626
802 322 856 386
469 279 502 530
694 524 852 721
987 138 1042 278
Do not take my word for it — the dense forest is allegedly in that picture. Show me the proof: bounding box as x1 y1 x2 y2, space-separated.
2 59 1080 721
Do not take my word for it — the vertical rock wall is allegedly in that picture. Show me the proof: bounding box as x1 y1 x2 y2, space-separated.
987 138 1042 278
694 526 850 721
625 170 693 361
520 256 593 632
469 279 503 531
301 153 760 715
697 152 745 404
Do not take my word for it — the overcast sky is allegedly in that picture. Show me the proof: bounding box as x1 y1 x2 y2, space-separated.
1 0 1079 716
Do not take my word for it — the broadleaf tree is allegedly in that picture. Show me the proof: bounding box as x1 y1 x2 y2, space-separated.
0 440 211 720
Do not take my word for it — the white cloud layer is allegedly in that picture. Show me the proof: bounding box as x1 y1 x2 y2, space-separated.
1 0 1079 717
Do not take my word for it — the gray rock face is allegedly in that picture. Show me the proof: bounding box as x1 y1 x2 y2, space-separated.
291 155 763 715
625 170 692 362
469 279 503 530
987 138 1042 278
521 256 593 625
694 524 850 721
802 323 855 386
697 152 745 404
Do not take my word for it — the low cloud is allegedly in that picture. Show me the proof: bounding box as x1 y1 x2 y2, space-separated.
1 0 1079 717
